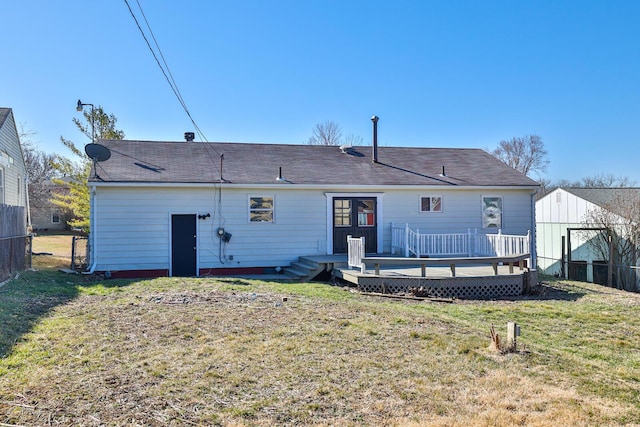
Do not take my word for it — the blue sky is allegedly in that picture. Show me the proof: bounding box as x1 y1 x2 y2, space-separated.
3 1 640 183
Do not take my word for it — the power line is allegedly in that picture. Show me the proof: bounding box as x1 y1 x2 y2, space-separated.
123 0 209 143
123 0 227 243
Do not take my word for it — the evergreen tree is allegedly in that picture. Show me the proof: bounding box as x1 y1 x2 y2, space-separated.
52 106 125 231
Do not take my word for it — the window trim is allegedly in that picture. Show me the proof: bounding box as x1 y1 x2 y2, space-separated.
481 195 503 229
419 195 443 213
248 195 275 223
333 198 352 228
51 209 61 224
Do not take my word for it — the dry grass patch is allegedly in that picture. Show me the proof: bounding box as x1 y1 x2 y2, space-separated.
1 275 639 425
32 232 75 258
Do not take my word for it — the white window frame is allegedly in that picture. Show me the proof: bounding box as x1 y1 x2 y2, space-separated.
51 209 61 224
248 195 275 223
482 195 503 229
420 195 443 213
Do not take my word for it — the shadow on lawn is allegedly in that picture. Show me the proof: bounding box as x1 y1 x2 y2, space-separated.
525 282 587 302
0 265 129 358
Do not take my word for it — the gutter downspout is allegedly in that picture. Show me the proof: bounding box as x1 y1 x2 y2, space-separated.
84 184 98 274
530 191 537 270
25 179 32 230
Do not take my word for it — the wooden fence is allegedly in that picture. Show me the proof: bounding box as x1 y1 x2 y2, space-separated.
0 205 29 283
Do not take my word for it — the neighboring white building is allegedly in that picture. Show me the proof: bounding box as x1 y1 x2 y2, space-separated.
536 187 640 285
87 139 539 278
0 108 28 209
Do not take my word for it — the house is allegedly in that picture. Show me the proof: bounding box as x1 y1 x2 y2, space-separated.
87 138 539 278
0 108 29 282
536 187 640 287
30 178 73 231
0 108 28 210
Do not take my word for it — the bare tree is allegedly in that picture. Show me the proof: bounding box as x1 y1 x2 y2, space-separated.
582 191 640 291
544 174 636 195
344 133 365 146
18 124 59 210
492 134 549 177
578 174 635 188
307 120 343 145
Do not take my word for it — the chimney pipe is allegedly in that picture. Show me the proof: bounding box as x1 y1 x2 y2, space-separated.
371 115 379 163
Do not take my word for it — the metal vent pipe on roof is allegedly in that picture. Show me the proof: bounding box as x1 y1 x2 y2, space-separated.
371 115 379 163
184 132 195 142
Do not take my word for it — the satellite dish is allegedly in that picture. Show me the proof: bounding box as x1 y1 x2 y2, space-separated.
84 143 111 180
85 143 111 162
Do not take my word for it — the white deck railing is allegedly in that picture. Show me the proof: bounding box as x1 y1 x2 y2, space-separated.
391 223 530 258
347 235 366 273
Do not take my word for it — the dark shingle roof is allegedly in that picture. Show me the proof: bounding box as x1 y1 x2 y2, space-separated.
563 187 640 215
91 140 539 187
0 108 11 130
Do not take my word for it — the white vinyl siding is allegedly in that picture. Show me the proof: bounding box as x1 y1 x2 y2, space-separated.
535 188 602 275
93 187 327 272
382 189 532 253
0 110 28 208
93 186 535 272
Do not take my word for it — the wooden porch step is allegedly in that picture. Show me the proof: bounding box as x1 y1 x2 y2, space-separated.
283 256 347 282
282 258 321 281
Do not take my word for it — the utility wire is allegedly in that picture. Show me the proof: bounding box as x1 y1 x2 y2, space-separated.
123 0 227 239
123 0 210 144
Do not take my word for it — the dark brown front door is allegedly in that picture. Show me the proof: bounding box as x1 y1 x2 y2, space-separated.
333 197 377 254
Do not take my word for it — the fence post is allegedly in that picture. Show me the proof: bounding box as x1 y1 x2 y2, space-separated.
360 236 366 274
526 230 531 268
497 229 503 257
27 235 32 270
71 235 76 270
391 222 396 255
405 223 410 258
467 228 472 257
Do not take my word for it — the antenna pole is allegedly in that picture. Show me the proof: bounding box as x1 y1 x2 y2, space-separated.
220 153 224 182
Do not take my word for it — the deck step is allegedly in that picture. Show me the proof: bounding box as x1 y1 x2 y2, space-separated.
283 257 325 282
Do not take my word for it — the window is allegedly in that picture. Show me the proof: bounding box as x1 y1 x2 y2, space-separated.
249 196 274 222
357 199 375 226
482 196 502 229
334 199 351 227
420 196 442 212
51 209 61 224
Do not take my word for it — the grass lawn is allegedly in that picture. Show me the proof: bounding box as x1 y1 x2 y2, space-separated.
1 255 640 425
31 231 75 258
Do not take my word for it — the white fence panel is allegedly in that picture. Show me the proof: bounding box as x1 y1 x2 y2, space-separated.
347 235 365 273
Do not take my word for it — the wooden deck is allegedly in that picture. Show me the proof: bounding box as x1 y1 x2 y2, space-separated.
330 254 534 299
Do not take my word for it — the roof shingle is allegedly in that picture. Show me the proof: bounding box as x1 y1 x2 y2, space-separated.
91 140 539 187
